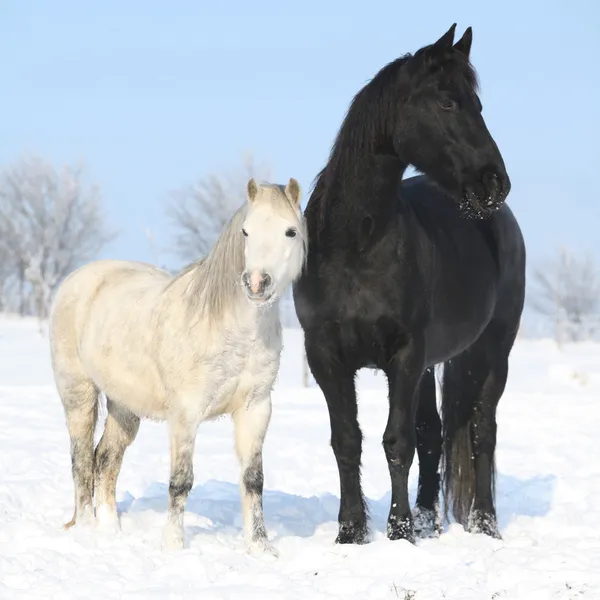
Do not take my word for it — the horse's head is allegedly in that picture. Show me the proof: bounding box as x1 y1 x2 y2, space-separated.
395 24 510 218
240 178 307 305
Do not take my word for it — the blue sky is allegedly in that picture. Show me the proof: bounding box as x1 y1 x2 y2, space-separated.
1 0 599 272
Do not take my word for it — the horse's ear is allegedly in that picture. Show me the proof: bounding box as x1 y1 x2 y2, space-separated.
433 23 456 49
285 177 301 208
454 27 472 58
247 178 260 204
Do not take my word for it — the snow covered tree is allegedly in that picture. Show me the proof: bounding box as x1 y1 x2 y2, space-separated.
530 246 600 343
0 156 115 318
166 153 271 262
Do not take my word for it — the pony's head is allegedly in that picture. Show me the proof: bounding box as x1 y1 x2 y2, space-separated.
395 24 510 217
240 178 307 304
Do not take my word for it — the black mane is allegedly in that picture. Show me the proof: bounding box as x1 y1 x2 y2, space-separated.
312 47 480 233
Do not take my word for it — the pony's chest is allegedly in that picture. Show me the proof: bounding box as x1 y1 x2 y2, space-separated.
204 336 281 409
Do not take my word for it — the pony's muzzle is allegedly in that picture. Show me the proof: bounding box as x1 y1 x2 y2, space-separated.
242 270 273 301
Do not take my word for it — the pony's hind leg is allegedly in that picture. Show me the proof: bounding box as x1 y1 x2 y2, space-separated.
233 396 275 555
94 398 140 532
58 376 99 529
413 367 442 538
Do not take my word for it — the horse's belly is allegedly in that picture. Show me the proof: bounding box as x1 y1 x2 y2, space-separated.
425 298 496 364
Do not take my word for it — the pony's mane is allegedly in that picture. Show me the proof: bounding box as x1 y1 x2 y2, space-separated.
312 47 479 227
173 182 306 325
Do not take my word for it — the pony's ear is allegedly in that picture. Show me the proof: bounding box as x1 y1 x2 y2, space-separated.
284 177 301 208
433 23 456 49
247 178 260 204
454 27 472 58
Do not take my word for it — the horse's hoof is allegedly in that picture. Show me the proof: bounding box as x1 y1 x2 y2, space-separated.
335 521 368 545
467 510 502 539
386 516 415 544
413 506 442 539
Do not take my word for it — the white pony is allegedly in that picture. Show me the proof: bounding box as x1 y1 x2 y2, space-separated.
49 178 306 554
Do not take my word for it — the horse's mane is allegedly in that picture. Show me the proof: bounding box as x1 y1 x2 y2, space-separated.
312 48 479 230
172 182 306 326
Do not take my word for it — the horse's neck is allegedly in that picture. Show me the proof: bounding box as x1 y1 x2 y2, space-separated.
310 154 407 240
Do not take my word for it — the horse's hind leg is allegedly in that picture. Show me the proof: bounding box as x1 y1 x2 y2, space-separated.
58 376 99 529
94 398 140 531
442 320 516 539
233 396 275 555
413 367 442 538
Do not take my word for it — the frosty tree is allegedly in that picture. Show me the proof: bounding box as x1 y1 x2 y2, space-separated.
166 153 271 262
530 246 600 343
0 156 115 318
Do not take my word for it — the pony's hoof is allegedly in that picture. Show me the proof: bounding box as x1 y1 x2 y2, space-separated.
63 506 95 531
386 515 415 543
248 538 279 558
467 510 501 539
413 506 442 539
335 521 368 545
161 524 185 551
95 504 120 534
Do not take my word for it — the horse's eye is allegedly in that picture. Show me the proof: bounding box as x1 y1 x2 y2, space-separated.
439 100 458 111
242 228 248 237
285 228 297 238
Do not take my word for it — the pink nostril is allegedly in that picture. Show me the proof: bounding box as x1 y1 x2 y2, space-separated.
250 271 263 294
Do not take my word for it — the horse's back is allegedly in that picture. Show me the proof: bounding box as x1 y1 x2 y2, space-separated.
402 174 525 293
401 175 526 356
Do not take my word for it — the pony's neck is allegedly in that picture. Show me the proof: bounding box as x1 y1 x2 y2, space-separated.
167 266 279 333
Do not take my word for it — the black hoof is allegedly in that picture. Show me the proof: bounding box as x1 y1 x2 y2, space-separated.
386 515 415 543
467 510 501 539
413 506 442 539
335 521 368 545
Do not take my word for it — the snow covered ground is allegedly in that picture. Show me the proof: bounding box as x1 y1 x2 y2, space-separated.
0 315 599 599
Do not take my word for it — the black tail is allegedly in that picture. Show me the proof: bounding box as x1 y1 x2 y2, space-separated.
440 357 494 526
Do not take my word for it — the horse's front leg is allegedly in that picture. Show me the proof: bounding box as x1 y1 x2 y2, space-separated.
233 394 276 556
162 417 198 550
383 334 426 543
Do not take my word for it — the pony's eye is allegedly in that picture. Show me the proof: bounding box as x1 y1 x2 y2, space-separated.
241 228 248 237
439 99 458 111
285 228 297 238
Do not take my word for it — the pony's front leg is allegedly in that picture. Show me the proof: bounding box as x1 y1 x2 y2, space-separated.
233 396 276 556
162 419 197 551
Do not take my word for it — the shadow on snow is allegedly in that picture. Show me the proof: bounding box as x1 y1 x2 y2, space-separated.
116 472 555 541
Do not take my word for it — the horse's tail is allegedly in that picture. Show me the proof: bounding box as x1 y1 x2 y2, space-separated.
440 357 480 527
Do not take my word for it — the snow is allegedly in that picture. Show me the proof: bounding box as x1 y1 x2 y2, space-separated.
0 316 599 599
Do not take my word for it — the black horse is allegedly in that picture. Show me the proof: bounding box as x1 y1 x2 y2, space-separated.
293 24 526 545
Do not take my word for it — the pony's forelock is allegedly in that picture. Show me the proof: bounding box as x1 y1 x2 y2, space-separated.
175 182 307 326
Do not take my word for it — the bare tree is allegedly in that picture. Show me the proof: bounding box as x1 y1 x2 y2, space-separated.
0 156 116 318
166 153 271 262
530 246 600 343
